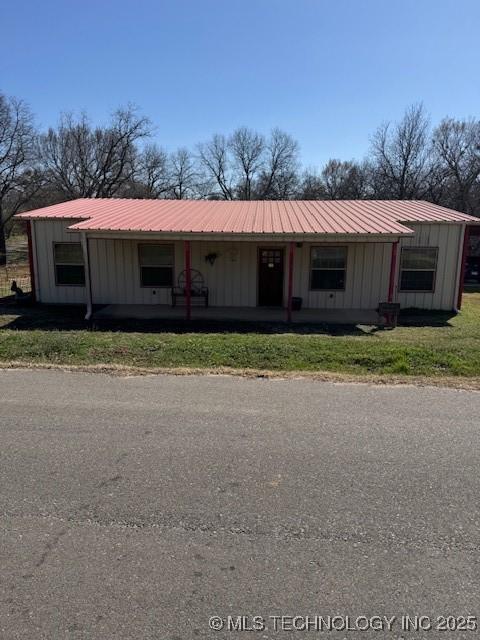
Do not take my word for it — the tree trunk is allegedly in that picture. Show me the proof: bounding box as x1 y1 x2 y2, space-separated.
0 225 6 266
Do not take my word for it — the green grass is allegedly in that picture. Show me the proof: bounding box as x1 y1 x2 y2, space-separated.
0 294 479 378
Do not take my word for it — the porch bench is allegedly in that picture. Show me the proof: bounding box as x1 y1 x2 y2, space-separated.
171 269 209 307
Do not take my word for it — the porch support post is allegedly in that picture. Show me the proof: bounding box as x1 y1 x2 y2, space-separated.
184 239 191 321
457 224 471 311
80 232 93 321
388 240 399 303
26 220 36 303
287 241 295 322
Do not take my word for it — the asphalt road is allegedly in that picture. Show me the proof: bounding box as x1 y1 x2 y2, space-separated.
1 370 480 640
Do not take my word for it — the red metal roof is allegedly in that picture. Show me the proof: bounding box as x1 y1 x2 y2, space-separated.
16 198 479 236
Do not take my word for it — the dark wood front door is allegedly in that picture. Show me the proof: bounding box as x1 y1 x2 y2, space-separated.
258 248 284 306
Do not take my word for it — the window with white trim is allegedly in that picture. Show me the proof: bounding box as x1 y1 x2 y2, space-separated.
399 247 438 292
54 243 85 286
310 246 347 290
139 244 174 287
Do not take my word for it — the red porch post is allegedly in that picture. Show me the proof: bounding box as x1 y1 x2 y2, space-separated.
388 240 399 303
457 224 471 311
286 241 295 322
184 240 191 320
26 220 36 303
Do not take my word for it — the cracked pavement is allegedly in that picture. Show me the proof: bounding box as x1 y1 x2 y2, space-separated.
1 369 480 639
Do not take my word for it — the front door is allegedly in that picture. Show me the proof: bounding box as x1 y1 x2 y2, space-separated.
258 248 284 306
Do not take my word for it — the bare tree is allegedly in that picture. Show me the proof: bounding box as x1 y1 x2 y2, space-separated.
320 159 367 199
169 148 197 199
134 144 171 198
257 128 299 199
421 157 451 206
432 117 480 214
0 94 39 263
229 127 265 199
370 103 430 199
198 128 300 200
196 134 234 200
38 106 151 199
321 160 349 199
297 169 325 199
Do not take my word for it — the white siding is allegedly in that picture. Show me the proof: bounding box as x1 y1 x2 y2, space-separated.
188 241 258 306
33 220 463 311
88 238 182 305
88 239 392 309
33 220 86 304
294 242 391 309
89 239 259 306
397 223 462 310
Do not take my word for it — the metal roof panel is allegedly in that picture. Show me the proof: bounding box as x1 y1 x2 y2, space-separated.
16 198 479 235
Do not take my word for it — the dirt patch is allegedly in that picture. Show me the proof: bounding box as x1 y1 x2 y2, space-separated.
1 360 479 391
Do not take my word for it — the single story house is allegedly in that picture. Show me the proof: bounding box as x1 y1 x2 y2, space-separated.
17 198 479 323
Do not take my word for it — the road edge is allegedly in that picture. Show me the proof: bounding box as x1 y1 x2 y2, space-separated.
0 360 479 391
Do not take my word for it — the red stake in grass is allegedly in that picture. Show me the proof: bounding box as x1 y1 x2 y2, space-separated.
388 240 398 303
457 225 471 311
287 241 295 322
26 220 36 303
185 240 191 321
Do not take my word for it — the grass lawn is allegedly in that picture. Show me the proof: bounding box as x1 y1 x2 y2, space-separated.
0 294 479 378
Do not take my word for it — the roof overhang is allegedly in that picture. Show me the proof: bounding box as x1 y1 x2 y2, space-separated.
67 228 413 242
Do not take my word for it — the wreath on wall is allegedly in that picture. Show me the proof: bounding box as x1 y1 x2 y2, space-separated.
205 252 219 265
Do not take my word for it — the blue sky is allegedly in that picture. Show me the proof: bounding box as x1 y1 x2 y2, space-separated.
2 0 479 167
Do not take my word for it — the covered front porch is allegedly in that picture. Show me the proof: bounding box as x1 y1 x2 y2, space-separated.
82 234 401 324
93 304 380 325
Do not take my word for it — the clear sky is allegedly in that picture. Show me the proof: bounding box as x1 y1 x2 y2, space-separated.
2 0 479 167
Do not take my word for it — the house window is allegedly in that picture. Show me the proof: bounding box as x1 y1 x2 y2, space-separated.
139 244 174 287
400 247 438 292
54 243 85 286
310 246 347 290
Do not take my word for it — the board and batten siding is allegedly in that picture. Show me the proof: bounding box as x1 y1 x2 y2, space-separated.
32 219 463 311
294 242 391 310
88 231 464 310
397 223 463 310
88 239 392 309
32 219 86 304
88 239 258 306
88 238 183 305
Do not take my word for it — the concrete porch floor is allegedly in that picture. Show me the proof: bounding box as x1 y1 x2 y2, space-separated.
93 304 379 325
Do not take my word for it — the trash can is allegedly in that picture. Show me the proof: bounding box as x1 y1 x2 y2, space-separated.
291 296 302 311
